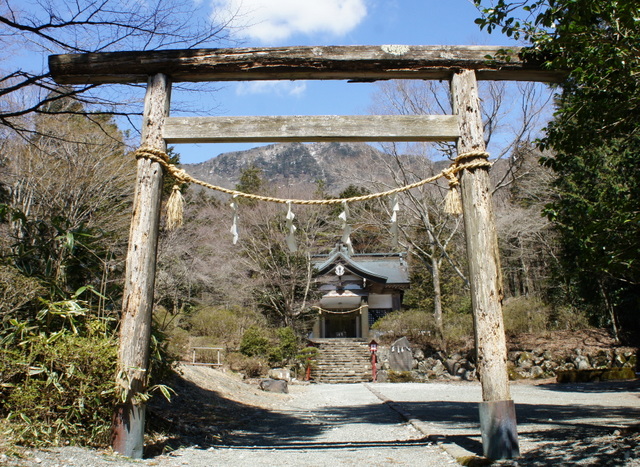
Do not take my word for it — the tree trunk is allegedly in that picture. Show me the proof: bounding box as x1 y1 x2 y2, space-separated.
429 234 444 348
112 73 171 458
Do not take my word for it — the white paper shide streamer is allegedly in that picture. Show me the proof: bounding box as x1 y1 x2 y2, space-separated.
339 200 354 255
390 194 400 248
230 195 239 244
285 201 298 252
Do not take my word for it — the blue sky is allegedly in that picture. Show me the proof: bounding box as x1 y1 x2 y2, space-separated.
174 0 527 164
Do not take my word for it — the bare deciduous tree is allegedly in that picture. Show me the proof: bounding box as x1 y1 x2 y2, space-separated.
495 144 559 299
0 0 232 134
369 79 553 342
1 97 135 307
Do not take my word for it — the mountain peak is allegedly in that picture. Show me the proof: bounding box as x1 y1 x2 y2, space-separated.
182 142 390 194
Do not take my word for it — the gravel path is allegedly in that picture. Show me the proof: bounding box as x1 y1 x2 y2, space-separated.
160 383 456 467
369 379 640 466
7 377 640 466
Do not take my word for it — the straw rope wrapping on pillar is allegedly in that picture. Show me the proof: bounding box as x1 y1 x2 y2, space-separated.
134 148 491 238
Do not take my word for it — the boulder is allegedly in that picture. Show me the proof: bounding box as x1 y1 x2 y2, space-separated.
423 357 437 369
530 365 544 379
268 368 291 382
444 358 459 376
613 353 626 368
508 351 521 361
517 352 534 370
626 354 637 369
574 355 591 371
462 369 476 381
591 350 611 368
432 360 447 376
435 351 448 362
259 378 288 394
389 337 413 372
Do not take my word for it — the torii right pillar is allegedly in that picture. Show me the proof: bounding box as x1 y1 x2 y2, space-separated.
451 69 520 460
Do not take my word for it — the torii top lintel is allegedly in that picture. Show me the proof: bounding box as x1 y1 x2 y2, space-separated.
48 45 565 85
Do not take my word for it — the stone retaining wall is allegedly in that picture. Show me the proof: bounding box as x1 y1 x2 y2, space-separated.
375 344 638 382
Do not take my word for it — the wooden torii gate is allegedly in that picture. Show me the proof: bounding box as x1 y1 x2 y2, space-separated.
49 45 563 460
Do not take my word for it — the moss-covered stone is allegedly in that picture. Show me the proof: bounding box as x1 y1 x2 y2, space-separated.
556 367 635 383
387 370 415 383
456 455 493 466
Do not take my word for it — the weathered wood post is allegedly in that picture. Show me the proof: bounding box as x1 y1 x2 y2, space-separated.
451 69 519 459
112 73 171 458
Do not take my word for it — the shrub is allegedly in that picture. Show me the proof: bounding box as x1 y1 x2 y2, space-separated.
1 292 176 448
295 346 319 370
0 264 44 321
164 326 191 361
372 309 474 352
442 311 474 351
187 306 266 346
1 331 117 447
502 296 592 335
502 296 551 334
239 325 301 366
275 327 298 361
239 326 271 357
162 306 267 360
372 310 438 346
226 352 268 378
548 305 591 331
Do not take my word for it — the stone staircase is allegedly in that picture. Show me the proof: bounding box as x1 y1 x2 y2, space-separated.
310 339 373 383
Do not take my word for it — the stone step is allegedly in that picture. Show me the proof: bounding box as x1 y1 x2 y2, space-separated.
315 362 368 366
311 339 374 383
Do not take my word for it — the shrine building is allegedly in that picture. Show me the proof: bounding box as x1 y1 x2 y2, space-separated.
311 244 410 339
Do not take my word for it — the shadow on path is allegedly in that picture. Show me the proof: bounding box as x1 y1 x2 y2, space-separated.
147 373 418 456
388 387 640 465
534 379 640 394
215 438 433 451
148 373 640 465
147 373 322 455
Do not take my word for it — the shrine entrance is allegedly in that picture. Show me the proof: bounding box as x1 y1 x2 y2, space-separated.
49 44 564 461
324 313 359 338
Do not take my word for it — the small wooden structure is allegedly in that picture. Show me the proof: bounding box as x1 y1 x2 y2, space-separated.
49 45 564 460
189 347 223 367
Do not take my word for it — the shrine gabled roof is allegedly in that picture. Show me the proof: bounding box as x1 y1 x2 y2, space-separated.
313 246 409 286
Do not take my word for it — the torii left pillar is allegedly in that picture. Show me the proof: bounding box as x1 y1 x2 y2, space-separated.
112 73 171 458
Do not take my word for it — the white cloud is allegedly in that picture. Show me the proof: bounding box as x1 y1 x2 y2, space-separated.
213 0 368 43
235 81 307 97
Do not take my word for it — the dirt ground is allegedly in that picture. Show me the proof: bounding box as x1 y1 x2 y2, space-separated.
5 364 640 466
507 328 635 356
